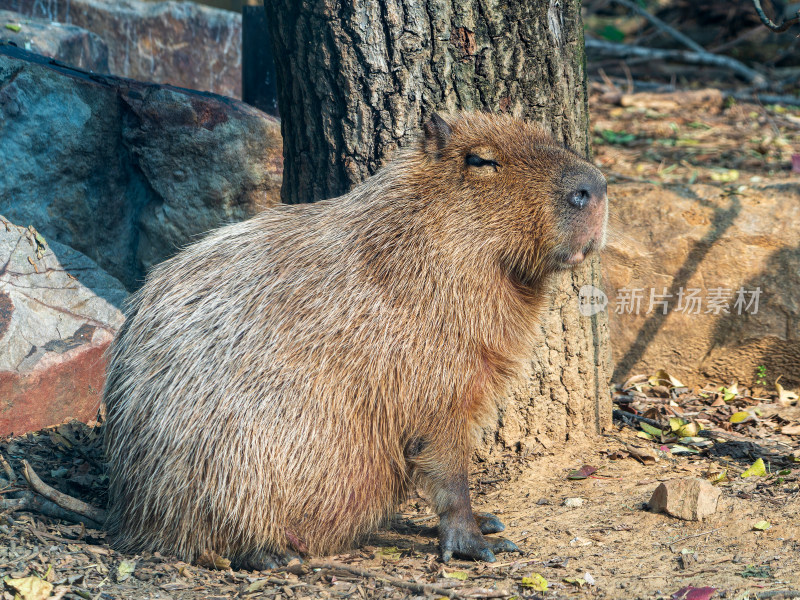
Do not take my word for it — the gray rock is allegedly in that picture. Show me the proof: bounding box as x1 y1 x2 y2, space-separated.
0 216 126 435
0 9 109 72
0 44 282 289
0 0 242 97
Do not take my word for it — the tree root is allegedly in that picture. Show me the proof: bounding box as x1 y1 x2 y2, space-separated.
19 459 107 526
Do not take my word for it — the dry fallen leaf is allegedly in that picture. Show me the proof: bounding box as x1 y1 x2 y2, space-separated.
776 380 799 407
627 444 658 464
3 576 53 600
196 551 231 570
780 424 800 436
443 570 469 581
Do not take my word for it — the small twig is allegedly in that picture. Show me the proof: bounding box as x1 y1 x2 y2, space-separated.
0 453 17 483
488 556 541 569
409 514 438 523
0 548 43 569
1 490 103 528
751 0 800 32
667 527 721 544
610 0 706 54
728 91 800 106
754 592 800 599
708 25 764 53
591 75 800 107
307 559 507 599
585 39 768 88
21 460 107 525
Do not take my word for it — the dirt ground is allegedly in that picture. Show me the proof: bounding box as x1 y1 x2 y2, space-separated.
2 93 799 600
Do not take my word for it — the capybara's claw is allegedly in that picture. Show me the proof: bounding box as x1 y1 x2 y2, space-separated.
439 517 502 563
489 536 519 554
475 512 505 534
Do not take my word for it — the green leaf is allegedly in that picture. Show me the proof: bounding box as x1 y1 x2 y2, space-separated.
598 24 625 42
719 382 739 401
377 546 402 560
563 577 587 587
710 169 740 183
753 520 771 531
521 573 548 591
599 129 637 145
443 570 469 581
640 422 664 437
669 417 686 432
4 23 21 32
668 444 700 455
741 458 767 478
730 411 751 424
741 564 773 578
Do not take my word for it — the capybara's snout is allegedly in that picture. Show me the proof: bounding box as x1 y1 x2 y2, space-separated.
555 160 608 266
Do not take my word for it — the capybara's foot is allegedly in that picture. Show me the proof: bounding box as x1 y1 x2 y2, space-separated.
475 512 506 535
233 550 302 571
439 513 519 563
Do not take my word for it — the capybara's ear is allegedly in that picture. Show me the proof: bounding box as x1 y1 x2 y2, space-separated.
423 112 453 158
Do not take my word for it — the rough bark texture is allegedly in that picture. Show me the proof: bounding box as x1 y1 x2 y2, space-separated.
265 0 611 454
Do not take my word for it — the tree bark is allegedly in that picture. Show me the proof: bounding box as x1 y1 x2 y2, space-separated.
265 0 611 454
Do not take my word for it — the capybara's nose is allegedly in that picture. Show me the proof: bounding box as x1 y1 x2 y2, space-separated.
567 178 606 210
567 188 591 209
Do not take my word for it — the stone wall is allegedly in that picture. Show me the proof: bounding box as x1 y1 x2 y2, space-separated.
0 0 243 97
0 44 282 290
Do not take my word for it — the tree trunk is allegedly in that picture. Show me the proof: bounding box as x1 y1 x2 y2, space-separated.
265 0 611 455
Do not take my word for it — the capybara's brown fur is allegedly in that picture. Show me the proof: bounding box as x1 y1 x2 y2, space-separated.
103 112 607 567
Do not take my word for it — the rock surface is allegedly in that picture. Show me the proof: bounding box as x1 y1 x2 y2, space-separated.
0 9 108 71
0 217 127 436
648 478 721 521
0 0 242 97
0 44 282 290
603 182 800 387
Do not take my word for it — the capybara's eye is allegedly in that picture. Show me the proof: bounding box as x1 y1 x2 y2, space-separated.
465 154 500 169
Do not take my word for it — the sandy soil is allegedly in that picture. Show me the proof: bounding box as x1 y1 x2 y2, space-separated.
1 420 798 600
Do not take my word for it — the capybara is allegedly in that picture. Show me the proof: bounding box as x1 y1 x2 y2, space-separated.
103 112 608 568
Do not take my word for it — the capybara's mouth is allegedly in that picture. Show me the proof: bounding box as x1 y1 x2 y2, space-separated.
556 240 597 269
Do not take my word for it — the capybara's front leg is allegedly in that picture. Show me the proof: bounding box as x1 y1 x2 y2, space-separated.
434 472 519 562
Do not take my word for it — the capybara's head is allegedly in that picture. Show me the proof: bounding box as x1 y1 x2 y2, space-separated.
420 112 607 283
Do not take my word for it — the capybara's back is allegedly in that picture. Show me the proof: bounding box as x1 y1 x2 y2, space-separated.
104 112 607 567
